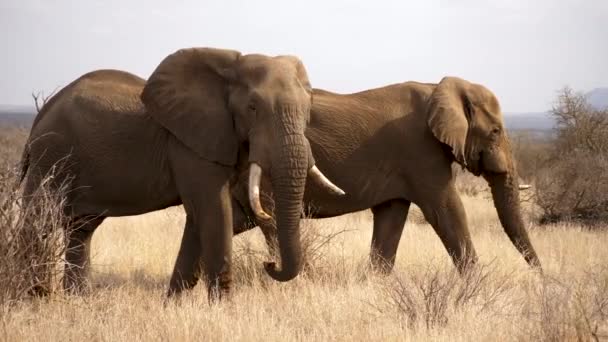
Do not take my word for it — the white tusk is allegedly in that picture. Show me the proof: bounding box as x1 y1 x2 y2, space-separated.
248 163 272 220
309 165 346 196
518 184 532 190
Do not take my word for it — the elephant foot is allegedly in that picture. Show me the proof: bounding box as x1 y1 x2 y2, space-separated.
206 271 233 303
369 255 396 276
166 272 232 304
28 284 53 297
163 287 194 307
453 254 479 275
63 276 92 296
63 263 93 295
167 275 199 298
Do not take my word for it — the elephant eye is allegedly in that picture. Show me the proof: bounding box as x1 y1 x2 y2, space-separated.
491 127 501 136
248 103 257 114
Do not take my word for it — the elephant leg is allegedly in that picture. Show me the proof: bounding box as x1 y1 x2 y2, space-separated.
198 178 233 302
167 216 202 296
167 151 233 301
370 199 410 273
418 188 477 272
64 216 105 294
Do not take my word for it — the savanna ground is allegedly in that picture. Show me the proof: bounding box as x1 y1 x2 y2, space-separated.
3 190 608 341
2 87 608 341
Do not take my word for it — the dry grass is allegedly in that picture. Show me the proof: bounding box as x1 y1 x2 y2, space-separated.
2 125 606 341
0 126 79 305
0 126 27 175
0 192 606 341
0 163 70 305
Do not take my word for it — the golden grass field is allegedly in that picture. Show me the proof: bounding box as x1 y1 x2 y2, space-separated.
2 189 608 341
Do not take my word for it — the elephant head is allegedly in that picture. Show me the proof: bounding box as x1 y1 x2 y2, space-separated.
141 48 344 282
427 77 541 269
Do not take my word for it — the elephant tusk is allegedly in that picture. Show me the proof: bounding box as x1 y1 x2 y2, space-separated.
518 184 532 190
308 165 346 196
248 163 272 220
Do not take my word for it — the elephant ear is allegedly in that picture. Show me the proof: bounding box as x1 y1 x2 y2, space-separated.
141 47 241 166
427 77 471 166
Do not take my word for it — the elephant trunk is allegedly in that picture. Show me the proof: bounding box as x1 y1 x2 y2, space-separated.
264 105 309 282
486 172 542 270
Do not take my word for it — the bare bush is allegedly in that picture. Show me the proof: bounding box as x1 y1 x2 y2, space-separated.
510 131 552 183
231 238 267 287
382 261 516 330
552 88 608 155
231 216 358 290
522 268 608 341
536 87 608 224
252 195 354 281
453 166 489 197
536 151 608 223
0 167 69 306
0 127 28 173
298 222 353 278
31 88 58 114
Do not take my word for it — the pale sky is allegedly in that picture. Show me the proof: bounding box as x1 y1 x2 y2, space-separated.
1 0 606 112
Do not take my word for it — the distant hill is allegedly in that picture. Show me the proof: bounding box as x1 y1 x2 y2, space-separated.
0 104 35 113
587 88 608 110
504 111 554 132
0 106 562 133
0 86 605 131
0 113 35 127
0 105 35 128
503 87 607 133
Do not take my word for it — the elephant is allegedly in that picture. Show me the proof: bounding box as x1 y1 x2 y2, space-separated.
19 47 344 299
230 76 542 273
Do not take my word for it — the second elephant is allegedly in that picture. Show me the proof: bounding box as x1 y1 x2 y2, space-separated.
231 77 542 272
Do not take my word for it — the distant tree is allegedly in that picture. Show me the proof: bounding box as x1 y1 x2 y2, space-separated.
31 88 58 114
535 87 608 224
552 87 608 155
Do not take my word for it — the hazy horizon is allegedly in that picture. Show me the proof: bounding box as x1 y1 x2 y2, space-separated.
1 0 607 112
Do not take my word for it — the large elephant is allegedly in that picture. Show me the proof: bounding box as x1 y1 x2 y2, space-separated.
231 77 542 272
20 47 343 298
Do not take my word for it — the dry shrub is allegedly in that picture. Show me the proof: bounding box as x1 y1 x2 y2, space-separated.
536 151 608 224
406 204 428 225
453 166 489 197
452 162 533 199
231 238 267 287
510 130 552 183
552 88 608 155
536 87 608 224
383 263 608 339
298 220 354 279
235 195 356 285
522 267 608 341
0 167 69 306
232 223 355 290
279 220 352 278
382 261 516 330
0 126 28 172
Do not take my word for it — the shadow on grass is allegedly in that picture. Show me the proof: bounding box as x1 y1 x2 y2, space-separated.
90 268 169 292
